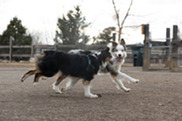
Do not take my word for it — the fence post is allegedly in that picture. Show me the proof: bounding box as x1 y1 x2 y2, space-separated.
31 41 34 57
170 25 178 71
143 24 150 71
81 33 86 50
54 44 58 51
165 28 170 67
113 33 116 41
9 36 13 62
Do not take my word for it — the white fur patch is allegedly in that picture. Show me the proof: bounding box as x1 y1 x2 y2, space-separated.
69 49 83 54
52 82 62 94
83 84 98 98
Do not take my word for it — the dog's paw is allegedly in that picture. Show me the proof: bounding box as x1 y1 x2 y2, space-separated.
97 94 102 97
33 82 38 86
54 87 62 94
55 90 62 94
124 88 130 92
85 94 100 98
135 79 140 83
61 88 66 92
52 84 62 94
131 79 139 83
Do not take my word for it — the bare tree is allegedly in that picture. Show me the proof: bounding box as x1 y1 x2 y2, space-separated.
112 0 133 42
30 31 42 45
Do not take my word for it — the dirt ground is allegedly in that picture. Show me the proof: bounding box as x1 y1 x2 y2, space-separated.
0 63 182 121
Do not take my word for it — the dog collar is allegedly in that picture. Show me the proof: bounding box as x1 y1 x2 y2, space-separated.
86 57 95 71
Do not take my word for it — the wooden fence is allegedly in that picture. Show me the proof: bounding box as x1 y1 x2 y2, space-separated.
0 42 107 62
0 41 134 63
142 24 182 72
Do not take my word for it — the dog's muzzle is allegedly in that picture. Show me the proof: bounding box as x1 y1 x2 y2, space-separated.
116 56 123 62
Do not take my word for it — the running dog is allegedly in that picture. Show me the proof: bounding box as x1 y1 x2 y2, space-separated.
21 48 112 98
66 39 139 93
106 39 139 92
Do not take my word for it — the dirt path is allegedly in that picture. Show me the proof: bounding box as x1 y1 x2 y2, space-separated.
0 65 182 121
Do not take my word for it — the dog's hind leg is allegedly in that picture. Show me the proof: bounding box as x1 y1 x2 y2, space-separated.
33 73 44 86
61 77 79 92
21 69 37 82
52 75 67 94
82 80 101 98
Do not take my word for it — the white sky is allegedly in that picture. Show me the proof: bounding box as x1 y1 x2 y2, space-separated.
0 0 182 44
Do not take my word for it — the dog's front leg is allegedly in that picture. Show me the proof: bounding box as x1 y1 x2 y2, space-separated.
82 80 101 98
118 71 139 83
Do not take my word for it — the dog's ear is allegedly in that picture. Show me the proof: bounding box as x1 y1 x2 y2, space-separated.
105 47 110 52
120 38 126 46
120 38 127 50
112 41 117 47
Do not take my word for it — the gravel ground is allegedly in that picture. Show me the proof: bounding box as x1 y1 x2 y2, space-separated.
0 64 182 121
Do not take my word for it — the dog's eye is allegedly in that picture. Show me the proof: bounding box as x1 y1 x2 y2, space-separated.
115 49 118 52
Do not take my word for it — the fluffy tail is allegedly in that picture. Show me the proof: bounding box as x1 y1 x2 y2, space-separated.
21 51 57 82
35 50 56 68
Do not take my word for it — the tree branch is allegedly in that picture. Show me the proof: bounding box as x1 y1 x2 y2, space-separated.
112 0 133 42
112 0 120 29
121 0 133 28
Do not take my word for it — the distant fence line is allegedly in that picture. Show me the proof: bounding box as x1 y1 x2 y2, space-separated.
0 42 134 63
0 43 114 62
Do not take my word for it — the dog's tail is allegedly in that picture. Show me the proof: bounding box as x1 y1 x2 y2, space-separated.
21 51 57 82
35 50 55 66
21 53 45 82
35 53 44 69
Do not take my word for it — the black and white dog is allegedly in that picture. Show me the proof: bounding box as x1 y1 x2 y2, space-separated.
106 39 139 92
21 49 112 98
66 39 139 93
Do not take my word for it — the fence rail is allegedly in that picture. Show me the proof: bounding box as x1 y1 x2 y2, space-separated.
0 44 135 63
0 44 111 62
